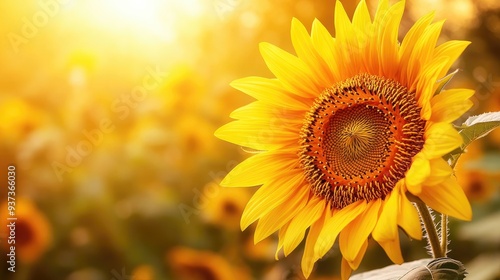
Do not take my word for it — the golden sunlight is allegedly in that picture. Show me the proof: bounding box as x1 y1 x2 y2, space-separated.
2 0 499 279
70 0 208 44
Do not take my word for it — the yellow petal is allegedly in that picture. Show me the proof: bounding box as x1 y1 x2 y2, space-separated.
346 240 368 270
314 200 366 258
405 155 430 195
341 258 352 280
407 21 445 91
291 18 332 86
254 184 309 243
334 1 353 44
421 122 462 159
430 89 474 123
220 150 297 187
283 196 326 256
372 182 400 242
373 0 389 23
424 157 453 186
230 77 309 110
310 19 339 82
378 0 404 78
339 199 381 263
352 0 372 33
275 222 289 260
229 101 305 129
283 226 307 257
301 209 328 279
419 176 472 221
398 12 435 87
398 189 423 240
334 1 360 78
259 42 318 98
352 1 371 72
433 40 471 78
377 235 404 264
416 59 449 120
240 171 304 230
214 119 299 150
366 0 389 74
375 183 405 264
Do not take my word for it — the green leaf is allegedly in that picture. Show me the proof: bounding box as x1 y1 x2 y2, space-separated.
434 69 459 96
445 112 500 167
458 111 500 142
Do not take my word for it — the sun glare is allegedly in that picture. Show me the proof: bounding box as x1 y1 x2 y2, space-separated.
77 0 207 44
109 0 159 20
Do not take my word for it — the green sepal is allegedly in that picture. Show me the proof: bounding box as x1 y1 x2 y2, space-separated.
434 69 459 96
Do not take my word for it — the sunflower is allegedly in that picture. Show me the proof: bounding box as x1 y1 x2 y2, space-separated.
459 170 497 202
203 184 250 230
455 141 498 202
167 247 251 280
0 199 52 264
215 0 474 278
131 265 156 280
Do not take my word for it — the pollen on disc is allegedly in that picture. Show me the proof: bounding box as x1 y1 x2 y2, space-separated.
299 73 426 209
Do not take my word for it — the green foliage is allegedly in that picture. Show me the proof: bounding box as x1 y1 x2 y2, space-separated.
446 112 500 167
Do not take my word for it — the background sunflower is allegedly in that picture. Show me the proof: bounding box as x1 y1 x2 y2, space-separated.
0 0 499 279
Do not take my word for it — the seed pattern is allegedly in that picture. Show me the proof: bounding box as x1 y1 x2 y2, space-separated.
299 73 426 209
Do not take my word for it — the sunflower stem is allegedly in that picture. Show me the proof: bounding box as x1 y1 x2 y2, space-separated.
415 201 444 258
440 213 448 256
441 154 461 257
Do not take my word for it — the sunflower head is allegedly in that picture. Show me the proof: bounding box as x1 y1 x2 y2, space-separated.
167 247 251 280
0 199 53 264
131 265 156 280
300 73 426 209
215 0 474 278
455 141 498 202
203 183 250 229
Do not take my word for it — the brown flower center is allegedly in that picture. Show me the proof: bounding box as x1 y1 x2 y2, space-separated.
16 220 35 246
300 74 426 209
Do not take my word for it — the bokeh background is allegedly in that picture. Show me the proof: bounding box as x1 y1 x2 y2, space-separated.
0 0 499 279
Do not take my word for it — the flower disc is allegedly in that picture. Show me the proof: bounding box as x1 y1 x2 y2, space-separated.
300 74 426 209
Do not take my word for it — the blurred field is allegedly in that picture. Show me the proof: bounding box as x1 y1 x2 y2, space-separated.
0 0 499 279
